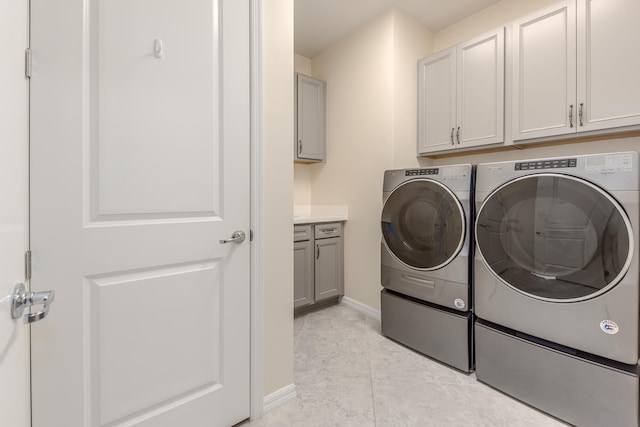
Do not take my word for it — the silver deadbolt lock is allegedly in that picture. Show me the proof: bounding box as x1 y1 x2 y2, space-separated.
11 282 55 323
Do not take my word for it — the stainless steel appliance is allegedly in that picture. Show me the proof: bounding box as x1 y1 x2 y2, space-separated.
381 164 473 372
474 151 640 427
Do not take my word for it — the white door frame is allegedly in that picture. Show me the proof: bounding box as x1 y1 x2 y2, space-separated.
0 0 30 425
249 0 265 420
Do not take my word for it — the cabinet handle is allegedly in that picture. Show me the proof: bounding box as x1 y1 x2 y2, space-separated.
298 140 302 155
569 105 574 128
316 244 320 260
579 103 584 127
456 126 460 144
319 228 337 234
450 128 455 145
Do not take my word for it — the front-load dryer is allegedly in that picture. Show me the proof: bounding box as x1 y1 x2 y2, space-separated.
474 152 640 426
380 164 474 372
474 151 639 364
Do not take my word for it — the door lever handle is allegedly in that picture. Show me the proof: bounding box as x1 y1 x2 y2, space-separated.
220 230 246 244
11 282 55 323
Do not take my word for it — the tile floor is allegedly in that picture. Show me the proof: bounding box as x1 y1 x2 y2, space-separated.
243 302 567 427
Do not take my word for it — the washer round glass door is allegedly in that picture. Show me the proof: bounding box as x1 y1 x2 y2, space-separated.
475 173 633 302
381 179 465 270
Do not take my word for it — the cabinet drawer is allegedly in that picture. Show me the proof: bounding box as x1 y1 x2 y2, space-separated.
294 225 312 242
315 222 342 239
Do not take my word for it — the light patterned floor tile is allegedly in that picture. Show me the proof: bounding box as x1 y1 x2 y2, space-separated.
241 302 568 427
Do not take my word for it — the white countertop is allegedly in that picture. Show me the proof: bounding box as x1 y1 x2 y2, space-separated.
293 205 348 224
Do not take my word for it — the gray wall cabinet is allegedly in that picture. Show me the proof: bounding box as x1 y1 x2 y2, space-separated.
294 222 344 308
295 73 326 162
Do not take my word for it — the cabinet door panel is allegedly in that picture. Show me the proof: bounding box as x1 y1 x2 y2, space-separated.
512 1 577 141
458 28 504 148
294 240 314 307
315 237 343 301
296 74 326 161
577 0 640 130
417 48 456 154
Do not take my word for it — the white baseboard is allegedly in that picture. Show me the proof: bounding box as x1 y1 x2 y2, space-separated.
262 383 296 414
341 296 381 322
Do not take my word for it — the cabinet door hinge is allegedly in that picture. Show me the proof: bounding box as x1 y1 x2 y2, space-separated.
25 48 32 79
25 250 32 281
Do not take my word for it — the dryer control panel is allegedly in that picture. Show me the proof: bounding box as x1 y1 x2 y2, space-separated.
515 158 577 171
405 168 438 176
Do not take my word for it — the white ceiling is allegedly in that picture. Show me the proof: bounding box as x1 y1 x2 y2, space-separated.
295 0 502 58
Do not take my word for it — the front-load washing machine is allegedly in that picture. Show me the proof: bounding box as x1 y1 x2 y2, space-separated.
473 151 640 427
380 164 474 372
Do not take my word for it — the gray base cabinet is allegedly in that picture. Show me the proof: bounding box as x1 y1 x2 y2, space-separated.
294 239 314 308
294 222 344 308
315 237 343 301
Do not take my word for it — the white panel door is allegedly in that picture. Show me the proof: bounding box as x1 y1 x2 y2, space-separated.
417 47 457 154
512 1 577 141
0 0 29 425
457 27 504 148
577 0 640 131
29 0 251 426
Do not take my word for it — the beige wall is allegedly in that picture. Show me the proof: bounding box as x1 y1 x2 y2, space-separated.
304 8 432 309
294 54 312 75
293 164 312 206
294 9 434 206
391 10 434 169
309 11 395 309
433 0 557 51
262 0 295 396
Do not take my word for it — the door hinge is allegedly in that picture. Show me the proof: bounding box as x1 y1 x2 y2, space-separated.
25 250 32 281
25 48 32 79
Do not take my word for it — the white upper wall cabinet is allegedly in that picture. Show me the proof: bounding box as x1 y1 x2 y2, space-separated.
418 27 505 155
458 31 505 147
512 1 577 140
513 0 640 141
418 48 457 153
295 73 326 162
577 0 640 131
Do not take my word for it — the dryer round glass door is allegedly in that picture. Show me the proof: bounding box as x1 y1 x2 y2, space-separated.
475 173 633 302
381 179 465 270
